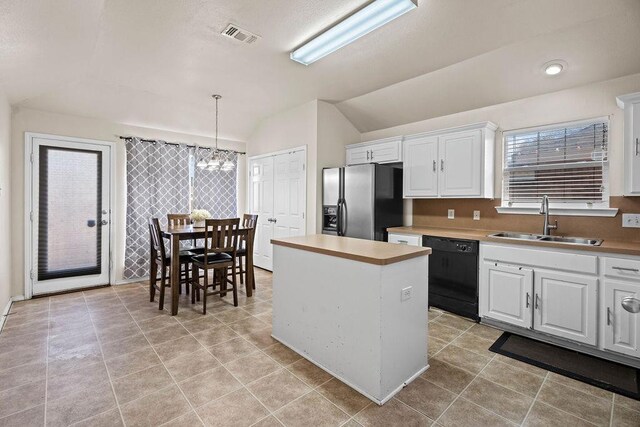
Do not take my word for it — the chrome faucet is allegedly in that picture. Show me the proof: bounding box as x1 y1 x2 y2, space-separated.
540 195 558 236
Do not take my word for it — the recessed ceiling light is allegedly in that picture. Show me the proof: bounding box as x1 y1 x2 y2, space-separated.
290 0 418 66
543 60 567 76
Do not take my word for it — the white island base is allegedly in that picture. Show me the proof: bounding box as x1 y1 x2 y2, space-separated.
271 235 430 405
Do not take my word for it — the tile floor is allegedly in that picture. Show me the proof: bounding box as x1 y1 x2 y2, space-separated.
0 269 639 426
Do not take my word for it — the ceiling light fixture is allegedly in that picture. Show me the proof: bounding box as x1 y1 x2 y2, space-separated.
543 60 566 76
197 94 235 172
290 0 418 66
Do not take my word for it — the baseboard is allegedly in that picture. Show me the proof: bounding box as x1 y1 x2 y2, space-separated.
115 276 148 286
0 297 15 333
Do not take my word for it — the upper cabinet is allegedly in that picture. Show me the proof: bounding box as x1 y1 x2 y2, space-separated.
403 122 497 198
616 92 640 195
346 137 402 165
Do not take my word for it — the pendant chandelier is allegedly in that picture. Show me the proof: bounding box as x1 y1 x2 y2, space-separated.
196 94 235 171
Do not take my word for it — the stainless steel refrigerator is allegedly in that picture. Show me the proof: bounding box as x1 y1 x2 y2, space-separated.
322 164 403 241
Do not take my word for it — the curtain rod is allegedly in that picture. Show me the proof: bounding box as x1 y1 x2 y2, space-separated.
117 135 246 155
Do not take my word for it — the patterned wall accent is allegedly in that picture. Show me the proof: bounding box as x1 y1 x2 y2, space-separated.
193 147 238 218
123 138 191 279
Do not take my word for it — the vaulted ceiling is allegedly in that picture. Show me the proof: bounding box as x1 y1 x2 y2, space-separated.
1 0 639 141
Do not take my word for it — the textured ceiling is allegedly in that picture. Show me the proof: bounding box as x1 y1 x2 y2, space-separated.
1 0 639 141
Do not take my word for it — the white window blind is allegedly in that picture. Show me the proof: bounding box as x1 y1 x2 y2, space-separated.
502 119 609 207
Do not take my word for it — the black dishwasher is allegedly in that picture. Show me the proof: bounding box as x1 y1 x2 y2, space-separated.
423 236 479 321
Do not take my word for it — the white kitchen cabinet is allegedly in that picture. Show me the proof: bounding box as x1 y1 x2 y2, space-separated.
403 136 438 197
604 279 640 358
533 270 598 345
346 138 402 165
387 232 422 246
481 262 533 329
439 130 482 197
401 122 496 199
616 92 640 195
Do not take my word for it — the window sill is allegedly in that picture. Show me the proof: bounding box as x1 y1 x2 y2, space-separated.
495 206 618 217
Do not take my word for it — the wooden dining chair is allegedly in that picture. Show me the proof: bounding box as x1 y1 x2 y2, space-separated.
148 218 195 309
229 214 258 288
190 218 240 314
167 213 205 255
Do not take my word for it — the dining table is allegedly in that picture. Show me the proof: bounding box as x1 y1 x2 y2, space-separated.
161 224 256 315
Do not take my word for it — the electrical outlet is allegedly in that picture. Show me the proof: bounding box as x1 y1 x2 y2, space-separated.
622 213 640 228
448 209 455 219
401 286 412 301
473 210 480 220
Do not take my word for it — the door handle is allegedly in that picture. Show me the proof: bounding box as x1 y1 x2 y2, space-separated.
607 307 612 325
341 201 348 236
432 160 436 172
612 266 639 273
440 159 444 172
366 150 370 161
535 293 540 309
636 138 639 156
526 292 530 308
370 150 374 160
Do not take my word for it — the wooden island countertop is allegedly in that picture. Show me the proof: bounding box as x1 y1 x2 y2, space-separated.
271 234 431 266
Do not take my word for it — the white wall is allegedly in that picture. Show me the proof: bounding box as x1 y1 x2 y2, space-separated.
247 100 361 234
11 107 247 297
0 90 11 314
247 100 319 234
316 101 361 232
361 72 640 198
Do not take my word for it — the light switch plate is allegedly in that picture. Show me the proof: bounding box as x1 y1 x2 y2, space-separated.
448 209 455 219
401 286 412 301
622 213 640 228
473 210 480 220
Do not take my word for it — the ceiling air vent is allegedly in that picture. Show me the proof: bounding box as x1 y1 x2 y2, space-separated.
221 23 260 44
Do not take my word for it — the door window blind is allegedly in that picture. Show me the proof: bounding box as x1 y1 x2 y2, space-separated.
502 119 609 206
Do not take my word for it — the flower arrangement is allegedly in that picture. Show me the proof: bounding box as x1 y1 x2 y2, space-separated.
191 209 212 227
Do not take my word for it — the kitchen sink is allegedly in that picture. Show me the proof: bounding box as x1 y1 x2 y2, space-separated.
538 236 603 246
488 232 603 246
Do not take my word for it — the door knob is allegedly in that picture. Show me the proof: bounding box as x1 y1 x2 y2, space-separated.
100 220 109 226
622 297 640 313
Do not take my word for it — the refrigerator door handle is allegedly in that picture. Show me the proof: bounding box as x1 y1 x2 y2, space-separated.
336 200 343 236
341 200 348 236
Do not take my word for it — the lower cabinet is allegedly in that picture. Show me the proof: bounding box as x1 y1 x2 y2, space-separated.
534 270 597 345
604 279 640 357
482 262 532 329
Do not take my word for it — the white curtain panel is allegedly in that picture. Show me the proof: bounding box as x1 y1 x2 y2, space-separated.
123 138 192 279
193 147 238 218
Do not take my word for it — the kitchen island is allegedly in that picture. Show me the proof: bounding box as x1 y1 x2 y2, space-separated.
270 234 431 404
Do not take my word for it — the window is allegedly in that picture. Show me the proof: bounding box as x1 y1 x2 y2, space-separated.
501 118 612 214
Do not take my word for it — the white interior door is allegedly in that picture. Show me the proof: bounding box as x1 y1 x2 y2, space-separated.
273 150 305 239
249 148 306 271
28 134 112 296
250 156 274 270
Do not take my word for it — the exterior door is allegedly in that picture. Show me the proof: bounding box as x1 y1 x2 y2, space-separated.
481 262 533 329
28 134 111 295
249 156 274 270
273 150 305 239
604 279 640 357
403 136 438 197
534 270 598 345
438 130 482 197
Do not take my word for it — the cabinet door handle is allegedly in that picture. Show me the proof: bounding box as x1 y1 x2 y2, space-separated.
636 138 639 156
432 160 436 172
607 307 612 325
440 159 444 171
535 294 540 309
526 292 530 308
612 266 639 272
397 240 408 244
366 150 370 161
370 150 374 160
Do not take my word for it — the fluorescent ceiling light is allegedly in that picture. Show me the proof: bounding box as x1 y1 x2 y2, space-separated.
290 0 417 65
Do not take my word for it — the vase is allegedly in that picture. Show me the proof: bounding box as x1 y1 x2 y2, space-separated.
194 220 206 228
